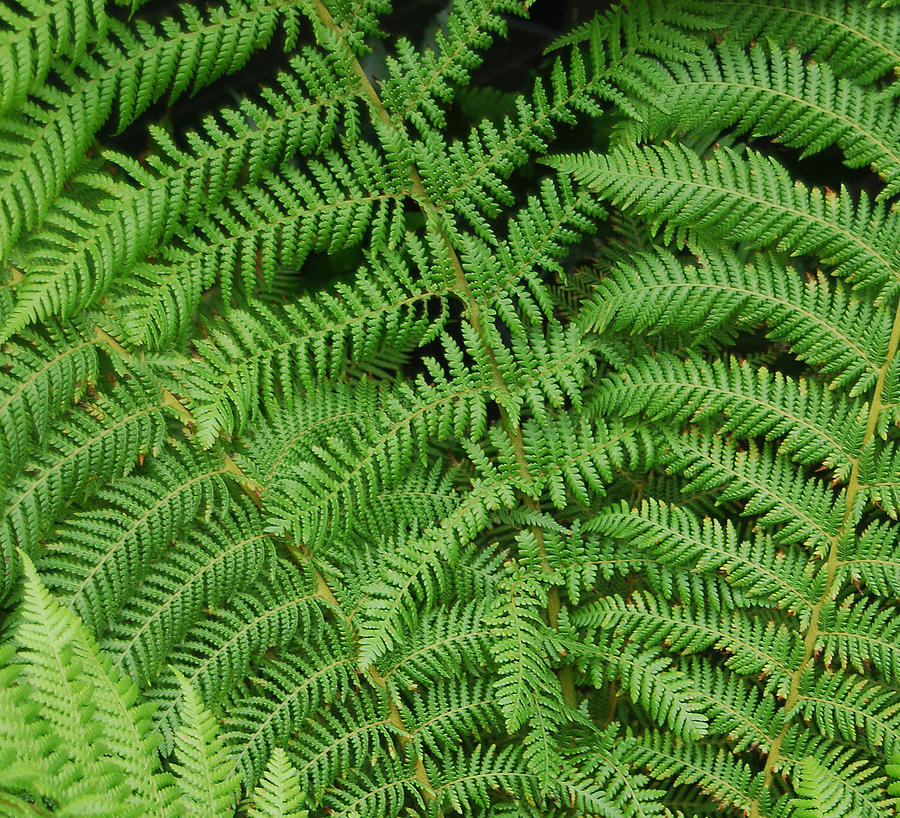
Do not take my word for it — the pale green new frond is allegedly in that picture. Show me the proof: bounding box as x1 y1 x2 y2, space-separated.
887 752 900 799
789 757 848 818
248 747 307 818
172 671 240 818
13 552 173 816
0 648 65 812
484 566 564 741
781 730 890 818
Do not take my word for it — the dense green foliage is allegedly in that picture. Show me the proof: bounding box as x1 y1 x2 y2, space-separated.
3 0 900 815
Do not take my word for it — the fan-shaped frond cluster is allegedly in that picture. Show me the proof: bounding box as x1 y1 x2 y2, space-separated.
2 0 900 816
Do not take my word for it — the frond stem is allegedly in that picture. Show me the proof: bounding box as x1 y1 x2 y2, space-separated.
750 292 900 816
308 0 578 714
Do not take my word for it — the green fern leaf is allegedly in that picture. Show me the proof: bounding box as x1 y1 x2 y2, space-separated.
248 746 308 818
171 669 240 817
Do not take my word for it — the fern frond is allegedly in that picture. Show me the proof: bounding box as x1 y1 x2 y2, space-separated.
789 757 848 818
1 44 361 338
225 627 357 787
419 0 714 237
573 635 710 742
103 501 271 684
404 677 500 758
0 0 106 116
624 40 900 200
317 756 417 818
247 747 307 818
39 440 230 637
548 142 900 295
180 252 446 447
680 658 784 754
151 560 322 750
711 0 900 85
484 566 563 737
114 152 408 348
2 1 900 814
429 744 542 815
594 352 865 479
819 597 900 684
620 731 763 815
13 552 175 816
587 499 816 614
0 318 99 479
665 433 842 557
379 601 492 692
839 519 900 597
797 670 900 758
574 591 799 696
586 245 887 394
357 474 517 668
0 1 302 260
1 374 167 593
171 671 240 818
381 0 525 130
287 692 395 802
781 729 891 818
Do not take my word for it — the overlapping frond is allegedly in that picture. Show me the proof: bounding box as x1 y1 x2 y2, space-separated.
0 0 304 260
623 40 900 200
2 0 900 815
548 142 900 295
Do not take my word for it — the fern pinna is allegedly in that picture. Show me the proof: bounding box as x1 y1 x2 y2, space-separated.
2 0 900 815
